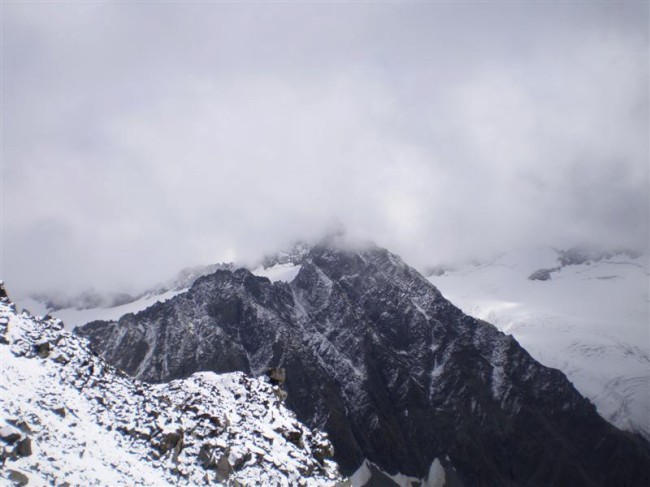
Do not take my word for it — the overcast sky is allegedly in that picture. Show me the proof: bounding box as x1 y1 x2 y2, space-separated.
2 1 649 295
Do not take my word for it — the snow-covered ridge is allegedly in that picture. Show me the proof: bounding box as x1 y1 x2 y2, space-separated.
18 263 233 329
427 247 650 439
41 288 187 330
18 243 311 329
0 284 342 486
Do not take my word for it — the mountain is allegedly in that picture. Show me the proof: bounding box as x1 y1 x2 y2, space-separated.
76 240 650 486
19 263 231 330
427 247 650 440
0 284 342 486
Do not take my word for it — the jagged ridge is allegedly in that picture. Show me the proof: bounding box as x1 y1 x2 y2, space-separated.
77 242 650 486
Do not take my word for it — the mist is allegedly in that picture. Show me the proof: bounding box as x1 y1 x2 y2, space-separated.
2 2 648 295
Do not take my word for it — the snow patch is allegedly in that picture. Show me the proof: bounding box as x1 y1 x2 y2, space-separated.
252 263 302 283
350 458 446 487
426 458 446 487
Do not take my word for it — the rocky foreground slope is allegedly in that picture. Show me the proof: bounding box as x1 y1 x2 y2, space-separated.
77 241 650 486
0 284 342 486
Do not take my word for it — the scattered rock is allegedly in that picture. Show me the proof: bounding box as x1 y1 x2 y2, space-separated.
215 451 233 482
198 445 215 469
284 429 303 447
6 469 29 485
230 450 252 471
8 420 33 435
51 406 66 418
313 441 334 464
34 341 51 358
16 437 32 457
528 268 559 281
0 425 22 444
157 430 184 456
51 350 71 364
268 367 286 385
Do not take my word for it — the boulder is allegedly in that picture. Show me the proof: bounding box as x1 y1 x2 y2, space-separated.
215 450 232 482
268 367 286 384
16 437 32 457
0 425 21 444
6 470 29 485
35 342 51 358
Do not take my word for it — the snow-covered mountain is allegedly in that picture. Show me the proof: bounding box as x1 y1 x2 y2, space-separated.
76 240 650 486
0 284 342 486
18 254 305 330
427 247 650 440
16 244 310 330
18 263 231 330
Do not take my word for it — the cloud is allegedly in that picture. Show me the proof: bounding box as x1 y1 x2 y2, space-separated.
2 2 648 294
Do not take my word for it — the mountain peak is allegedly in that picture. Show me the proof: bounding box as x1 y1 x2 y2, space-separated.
77 243 650 485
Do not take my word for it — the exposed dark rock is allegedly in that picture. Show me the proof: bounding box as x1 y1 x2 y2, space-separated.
528 267 559 281
0 426 22 444
52 407 66 418
268 367 286 385
35 342 51 358
77 242 650 485
215 450 233 482
313 438 335 465
7 469 29 485
155 430 184 456
198 445 216 469
16 437 32 457
284 429 303 447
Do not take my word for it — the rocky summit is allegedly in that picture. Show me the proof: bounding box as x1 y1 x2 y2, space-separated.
0 284 342 486
77 241 650 486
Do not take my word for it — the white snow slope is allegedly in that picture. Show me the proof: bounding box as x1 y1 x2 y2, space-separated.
47 288 187 330
427 248 650 440
17 263 230 330
0 286 342 486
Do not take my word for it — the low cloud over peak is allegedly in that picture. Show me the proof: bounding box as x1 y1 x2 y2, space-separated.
3 2 648 295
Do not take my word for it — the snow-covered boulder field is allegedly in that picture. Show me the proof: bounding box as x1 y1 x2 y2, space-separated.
0 284 342 486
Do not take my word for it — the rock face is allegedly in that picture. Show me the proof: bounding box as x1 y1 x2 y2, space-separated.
76 242 650 485
428 246 650 441
0 284 342 486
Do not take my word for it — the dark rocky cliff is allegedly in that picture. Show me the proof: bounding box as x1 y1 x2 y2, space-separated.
77 242 650 485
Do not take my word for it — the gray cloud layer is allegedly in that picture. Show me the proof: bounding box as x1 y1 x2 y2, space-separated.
3 2 648 294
